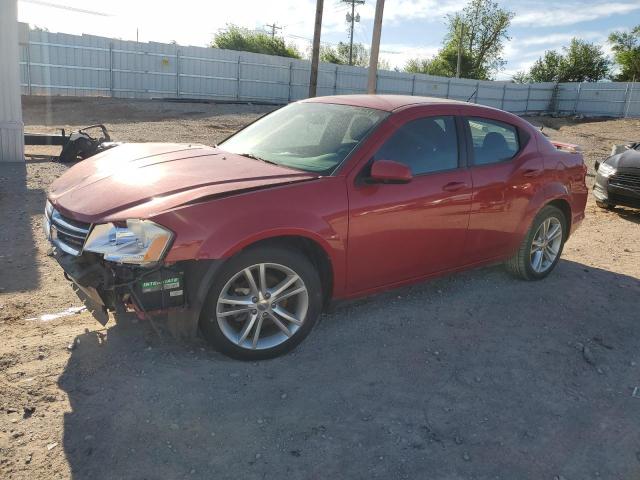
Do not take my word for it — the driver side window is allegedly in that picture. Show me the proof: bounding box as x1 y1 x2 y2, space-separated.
374 116 459 175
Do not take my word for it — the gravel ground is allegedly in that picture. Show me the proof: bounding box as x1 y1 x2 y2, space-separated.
1 97 639 480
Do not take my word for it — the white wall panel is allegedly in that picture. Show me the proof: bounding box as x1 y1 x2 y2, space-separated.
16 25 639 118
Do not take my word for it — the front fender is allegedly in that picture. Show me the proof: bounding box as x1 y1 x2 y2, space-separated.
153 177 349 297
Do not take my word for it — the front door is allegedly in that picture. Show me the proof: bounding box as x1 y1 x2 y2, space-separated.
347 111 472 294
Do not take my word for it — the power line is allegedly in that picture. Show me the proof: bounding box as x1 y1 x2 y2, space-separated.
20 0 111 16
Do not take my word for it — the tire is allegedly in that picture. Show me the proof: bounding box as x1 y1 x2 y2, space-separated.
595 200 615 210
199 245 323 360
505 205 567 281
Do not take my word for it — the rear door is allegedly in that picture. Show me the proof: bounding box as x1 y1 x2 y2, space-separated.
462 116 544 263
346 107 473 294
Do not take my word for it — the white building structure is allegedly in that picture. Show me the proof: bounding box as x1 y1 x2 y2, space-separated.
0 0 24 162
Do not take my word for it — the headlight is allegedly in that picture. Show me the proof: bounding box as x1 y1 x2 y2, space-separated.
44 200 53 239
45 200 53 219
597 162 616 178
83 219 173 265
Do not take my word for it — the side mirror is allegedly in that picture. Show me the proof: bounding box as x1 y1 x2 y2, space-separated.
369 159 412 184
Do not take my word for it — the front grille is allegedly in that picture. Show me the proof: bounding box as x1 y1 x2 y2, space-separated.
609 169 640 194
45 206 91 256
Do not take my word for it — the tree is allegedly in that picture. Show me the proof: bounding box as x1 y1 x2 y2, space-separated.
609 25 640 81
319 42 391 70
524 39 610 83
405 43 475 77
211 25 301 59
527 50 564 82
320 42 368 67
404 0 514 79
510 71 529 84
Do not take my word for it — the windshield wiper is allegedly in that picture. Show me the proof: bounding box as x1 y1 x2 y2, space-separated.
238 152 279 166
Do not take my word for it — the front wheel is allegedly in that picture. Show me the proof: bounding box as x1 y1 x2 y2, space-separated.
505 205 567 280
200 246 323 360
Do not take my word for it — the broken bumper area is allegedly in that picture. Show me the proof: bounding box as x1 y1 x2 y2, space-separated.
51 248 204 336
594 169 640 209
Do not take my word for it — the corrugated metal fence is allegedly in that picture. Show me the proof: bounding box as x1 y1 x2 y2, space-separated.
18 27 640 118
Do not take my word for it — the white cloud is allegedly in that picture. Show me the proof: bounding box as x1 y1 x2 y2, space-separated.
359 0 462 24
18 0 463 47
515 31 606 47
378 43 440 69
512 2 640 27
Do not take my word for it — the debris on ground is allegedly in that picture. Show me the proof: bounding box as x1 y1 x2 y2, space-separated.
23 406 35 418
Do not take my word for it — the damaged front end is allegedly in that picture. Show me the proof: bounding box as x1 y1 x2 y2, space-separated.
44 201 215 336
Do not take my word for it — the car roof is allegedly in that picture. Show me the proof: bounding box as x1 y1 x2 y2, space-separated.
301 94 471 112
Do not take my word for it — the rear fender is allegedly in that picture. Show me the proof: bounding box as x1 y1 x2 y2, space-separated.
511 182 571 251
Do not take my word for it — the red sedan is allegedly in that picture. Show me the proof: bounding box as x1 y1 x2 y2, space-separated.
44 95 587 360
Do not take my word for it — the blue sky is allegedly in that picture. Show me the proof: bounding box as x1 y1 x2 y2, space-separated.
17 0 640 79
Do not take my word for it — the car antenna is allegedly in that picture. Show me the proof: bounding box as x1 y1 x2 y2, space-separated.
466 87 478 103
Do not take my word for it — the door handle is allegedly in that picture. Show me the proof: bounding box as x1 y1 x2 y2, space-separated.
523 168 542 178
442 181 467 192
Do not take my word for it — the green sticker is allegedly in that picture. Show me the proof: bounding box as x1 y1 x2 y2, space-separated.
141 277 181 293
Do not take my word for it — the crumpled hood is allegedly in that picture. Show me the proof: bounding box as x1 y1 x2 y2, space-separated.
49 143 317 223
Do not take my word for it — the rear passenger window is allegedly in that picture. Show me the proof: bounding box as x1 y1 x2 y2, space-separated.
374 116 459 175
466 118 519 165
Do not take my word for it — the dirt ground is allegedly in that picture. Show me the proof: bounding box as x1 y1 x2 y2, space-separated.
1 96 639 479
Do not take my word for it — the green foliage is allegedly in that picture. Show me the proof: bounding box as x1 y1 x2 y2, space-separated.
510 71 529 84
527 50 564 82
523 39 610 83
319 42 391 70
320 42 368 67
609 25 640 81
406 43 476 77
561 39 610 82
211 25 301 59
404 0 514 79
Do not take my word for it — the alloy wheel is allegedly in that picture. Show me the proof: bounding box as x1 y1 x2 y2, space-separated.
215 263 309 350
530 216 563 273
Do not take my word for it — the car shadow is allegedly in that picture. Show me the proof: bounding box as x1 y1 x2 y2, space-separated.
22 95 277 126
58 259 640 480
611 206 640 224
0 161 44 292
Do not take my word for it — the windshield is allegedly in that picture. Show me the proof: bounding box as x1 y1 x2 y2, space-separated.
219 102 387 174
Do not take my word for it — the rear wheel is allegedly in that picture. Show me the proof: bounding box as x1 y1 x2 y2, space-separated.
506 205 567 280
200 246 322 360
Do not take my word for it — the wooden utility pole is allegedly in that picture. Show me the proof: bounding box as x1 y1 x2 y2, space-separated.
265 23 282 38
309 0 324 97
367 0 384 94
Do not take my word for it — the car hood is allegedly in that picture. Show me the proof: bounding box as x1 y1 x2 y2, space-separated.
49 143 318 223
605 147 640 170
